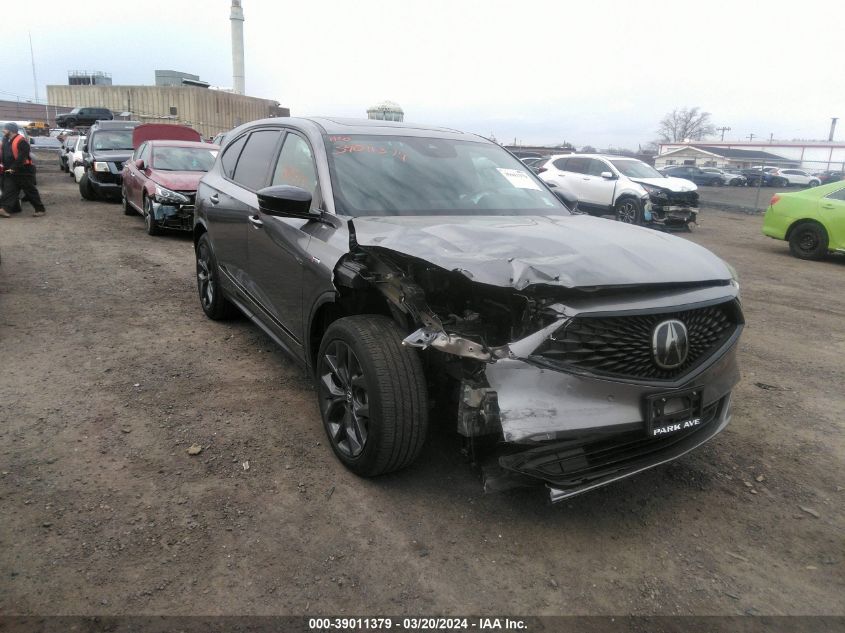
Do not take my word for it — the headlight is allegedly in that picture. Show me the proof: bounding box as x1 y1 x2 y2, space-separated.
639 183 666 197
93 161 110 172
725 261 740 295
154 185 189 204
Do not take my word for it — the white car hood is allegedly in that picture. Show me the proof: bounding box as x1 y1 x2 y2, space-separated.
631 176 698 192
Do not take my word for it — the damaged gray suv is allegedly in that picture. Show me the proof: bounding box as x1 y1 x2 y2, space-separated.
193 117 744 502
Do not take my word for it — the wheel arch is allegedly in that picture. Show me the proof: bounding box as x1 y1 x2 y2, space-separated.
306 287 396 375
785 217 827 241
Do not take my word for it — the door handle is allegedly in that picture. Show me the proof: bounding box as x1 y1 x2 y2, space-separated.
582 177 591 180
209 194 219 204
249 214 264 229
821 203 835 209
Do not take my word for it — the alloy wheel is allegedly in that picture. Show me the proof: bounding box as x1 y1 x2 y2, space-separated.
318 340 370 458
196 243 215 310
798 230 818 253
617 201 638 224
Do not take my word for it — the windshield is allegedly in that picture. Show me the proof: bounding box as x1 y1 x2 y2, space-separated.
91 130 134 151
152 146 218 171
324 135 565 217
610 159 664 179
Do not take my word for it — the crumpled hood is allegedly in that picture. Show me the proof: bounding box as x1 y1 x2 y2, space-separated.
351 215 731 289
631 176 698 192
149 170 204 191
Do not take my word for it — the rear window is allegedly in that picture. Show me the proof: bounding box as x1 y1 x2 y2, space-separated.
91 130 133 151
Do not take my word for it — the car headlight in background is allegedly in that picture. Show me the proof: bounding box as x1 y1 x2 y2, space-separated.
93 161 110 172
154 185 189 204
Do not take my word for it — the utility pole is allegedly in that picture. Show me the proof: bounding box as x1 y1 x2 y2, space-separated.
829 117 839 142
747 133 756 142
769 133 774 143
717 126 731 141
28 32 39 103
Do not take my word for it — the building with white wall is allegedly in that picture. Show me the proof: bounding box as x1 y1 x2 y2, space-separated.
656 141 845 172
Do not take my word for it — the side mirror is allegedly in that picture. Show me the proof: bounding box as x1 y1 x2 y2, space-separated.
257 185 318 220
600 171 615 179
83 144 88 152
135 159 145 169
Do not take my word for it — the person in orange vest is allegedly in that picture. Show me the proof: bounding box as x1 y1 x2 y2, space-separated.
1 122 46 218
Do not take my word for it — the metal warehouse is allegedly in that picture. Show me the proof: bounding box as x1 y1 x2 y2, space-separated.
46 85 289 139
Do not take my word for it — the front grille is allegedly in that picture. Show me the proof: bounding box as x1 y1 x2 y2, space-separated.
500 398 724 488
666 190 698 207
113 161 124 171
534 301 741 381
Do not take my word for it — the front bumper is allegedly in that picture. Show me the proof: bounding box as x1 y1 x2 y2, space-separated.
459 289 742 501
150 199 195 231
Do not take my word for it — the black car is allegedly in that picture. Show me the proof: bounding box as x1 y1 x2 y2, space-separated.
79 121 140 201
193 117 742 502
816 170 844 185
55 107 114 129
660 165 723 186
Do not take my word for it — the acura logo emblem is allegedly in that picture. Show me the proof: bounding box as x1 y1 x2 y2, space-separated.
652 319 689 369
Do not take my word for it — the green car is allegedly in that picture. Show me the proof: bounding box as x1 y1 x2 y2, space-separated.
763 180 845 260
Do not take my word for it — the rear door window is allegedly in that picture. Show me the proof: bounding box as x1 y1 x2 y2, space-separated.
552 157 569 170
565 157 590 174
221 134 248 179
233 130 282 190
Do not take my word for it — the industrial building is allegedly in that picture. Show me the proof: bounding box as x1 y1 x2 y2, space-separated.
68 71 112 86
154 70 209 89
46 84 289 139
656 141 845 172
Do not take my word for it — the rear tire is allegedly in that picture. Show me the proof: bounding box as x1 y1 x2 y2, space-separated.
316 316 428 477
79 172 96 200
195 233 237 320
615 197 642 225
789 222 829 260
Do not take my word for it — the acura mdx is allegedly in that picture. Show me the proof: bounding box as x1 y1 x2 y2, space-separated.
193 117 744 502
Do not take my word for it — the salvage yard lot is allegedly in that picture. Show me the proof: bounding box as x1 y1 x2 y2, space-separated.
1 154 842 616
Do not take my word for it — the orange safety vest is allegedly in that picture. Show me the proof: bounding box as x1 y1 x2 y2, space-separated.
2 134 33 167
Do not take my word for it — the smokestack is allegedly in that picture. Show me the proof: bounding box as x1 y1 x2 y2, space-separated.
829 117 838 142
230 0 245 95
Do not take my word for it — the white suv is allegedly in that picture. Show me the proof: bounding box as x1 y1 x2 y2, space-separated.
538 154 699 228
766 168 820 188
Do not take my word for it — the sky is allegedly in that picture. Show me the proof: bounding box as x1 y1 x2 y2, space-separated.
5 0 844 148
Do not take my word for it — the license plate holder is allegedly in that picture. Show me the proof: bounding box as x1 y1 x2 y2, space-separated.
644 388 704 438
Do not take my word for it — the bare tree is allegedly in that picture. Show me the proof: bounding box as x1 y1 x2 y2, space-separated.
580 145 597 153
657 107 716 142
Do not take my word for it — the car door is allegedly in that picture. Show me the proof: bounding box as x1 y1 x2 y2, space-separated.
247 130 320 359
819 186 845 248
123 142 144 208
561 156 592 202
577 158 616 208
203 130 278 291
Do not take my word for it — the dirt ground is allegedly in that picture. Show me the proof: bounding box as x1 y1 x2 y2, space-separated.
0 154 842 616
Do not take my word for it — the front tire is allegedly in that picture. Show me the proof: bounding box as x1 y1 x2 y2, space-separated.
195 233 237 320
79 172 96 200
789 222 829 260
615 197 642 225
143 196 162 235
122 189 136 215
808 179 820 187
316 316 428 477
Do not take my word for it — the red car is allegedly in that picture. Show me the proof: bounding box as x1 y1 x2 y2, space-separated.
122 139 219 235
